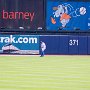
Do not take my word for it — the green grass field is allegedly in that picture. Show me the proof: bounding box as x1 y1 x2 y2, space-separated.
0 55 90 90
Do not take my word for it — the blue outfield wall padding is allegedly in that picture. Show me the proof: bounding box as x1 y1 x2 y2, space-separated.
40 35 90 55
40 36 60 54
88 36 90 54
0 35 90 55
40 35 69 55
68 36 79 54
78 36 88 55
59 36 69 54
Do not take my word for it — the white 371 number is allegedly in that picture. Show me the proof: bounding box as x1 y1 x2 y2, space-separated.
69 40 78 46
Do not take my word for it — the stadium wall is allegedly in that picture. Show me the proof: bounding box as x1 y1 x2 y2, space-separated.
40 35 90 55
0 35 90 55
0 0 90 55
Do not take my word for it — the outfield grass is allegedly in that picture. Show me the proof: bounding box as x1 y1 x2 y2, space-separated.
0 55 90 90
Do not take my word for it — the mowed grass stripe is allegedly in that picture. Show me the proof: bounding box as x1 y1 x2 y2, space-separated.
0 55 90 90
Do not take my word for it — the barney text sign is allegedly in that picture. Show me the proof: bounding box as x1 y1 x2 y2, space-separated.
0 0 44 30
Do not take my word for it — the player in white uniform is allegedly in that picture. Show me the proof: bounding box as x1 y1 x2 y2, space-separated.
40 41 46 57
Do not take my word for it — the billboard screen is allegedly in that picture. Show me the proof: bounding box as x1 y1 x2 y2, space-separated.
46 0 90 31
0 35 39 54
0 0 44 30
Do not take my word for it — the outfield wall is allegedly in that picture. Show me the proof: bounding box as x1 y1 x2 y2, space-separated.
0 35 90 55
40 35 90 55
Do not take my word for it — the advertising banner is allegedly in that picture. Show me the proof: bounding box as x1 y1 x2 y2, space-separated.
0 0 44 30
46 0 90 31
0 35 39 54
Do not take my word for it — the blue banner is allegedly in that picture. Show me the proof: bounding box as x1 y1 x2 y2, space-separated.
46 1 90 31
0 35 39 54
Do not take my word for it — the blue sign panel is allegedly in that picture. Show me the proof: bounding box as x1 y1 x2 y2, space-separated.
68 36 79 54
59 36 68 54
0 35 39 54
78 36 87 55
40 36 60 54
46 1 90 31
88 36 90 54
